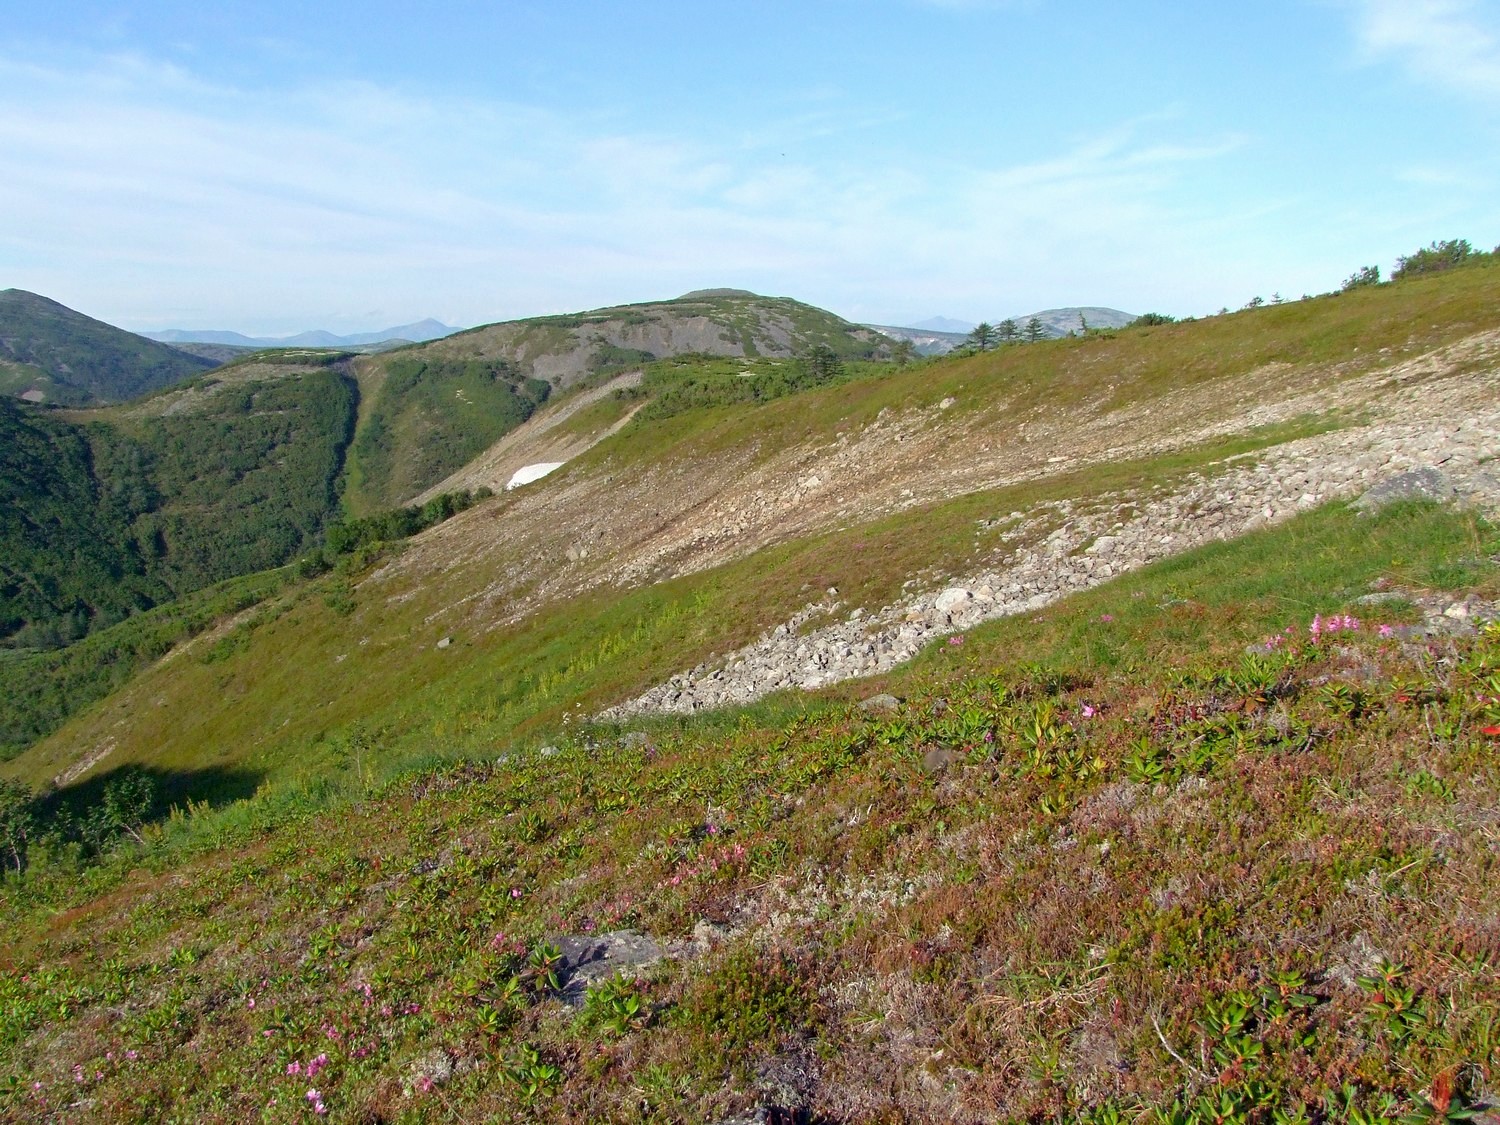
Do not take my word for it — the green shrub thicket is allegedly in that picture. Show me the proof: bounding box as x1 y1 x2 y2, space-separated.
346 358 549 512
0 371 357 652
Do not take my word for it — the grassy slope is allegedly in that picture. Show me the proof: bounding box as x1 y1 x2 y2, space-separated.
1 500 1497 1123
2 269 1500 1121
9 266 1500 794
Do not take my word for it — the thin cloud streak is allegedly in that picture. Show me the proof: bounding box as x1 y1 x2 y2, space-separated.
1353 0 1500 101
0 48 1308 331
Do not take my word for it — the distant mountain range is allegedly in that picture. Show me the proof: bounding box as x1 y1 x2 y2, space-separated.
908 315 976 333
867 307 1139 355
144 318 459 350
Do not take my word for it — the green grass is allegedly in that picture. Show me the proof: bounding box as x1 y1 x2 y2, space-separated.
0 568 291 762
2 498 1497 1123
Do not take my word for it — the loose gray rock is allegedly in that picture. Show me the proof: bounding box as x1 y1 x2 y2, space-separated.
436 635 453 649
934 587 972 614
1354 592 1407 606
711 1108 804 1125
922 747 961 773
1353 467 1453 512
858 693 901 713
552 930 665 1004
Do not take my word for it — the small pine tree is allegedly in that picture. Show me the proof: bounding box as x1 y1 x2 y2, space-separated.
966 322 997 351
1023 316 1045 343
802 344 844 383
996 318 1019 344
1392 239 1476 280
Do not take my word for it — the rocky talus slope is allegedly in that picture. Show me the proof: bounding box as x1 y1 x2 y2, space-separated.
601 366 1500 718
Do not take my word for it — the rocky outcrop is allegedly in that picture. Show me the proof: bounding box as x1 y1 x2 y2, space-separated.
601 413 1500 720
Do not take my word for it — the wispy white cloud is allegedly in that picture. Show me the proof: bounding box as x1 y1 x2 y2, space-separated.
1351 0 1500 101
0 47 1273 330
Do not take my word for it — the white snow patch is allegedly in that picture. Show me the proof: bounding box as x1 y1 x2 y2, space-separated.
506 462 566 490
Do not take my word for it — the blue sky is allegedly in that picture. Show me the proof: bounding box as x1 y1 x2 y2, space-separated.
3 1 1499 334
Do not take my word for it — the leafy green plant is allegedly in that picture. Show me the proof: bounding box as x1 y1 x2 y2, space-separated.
580 973 649 1036
1357 960 1428 1045
504 1042 562 1106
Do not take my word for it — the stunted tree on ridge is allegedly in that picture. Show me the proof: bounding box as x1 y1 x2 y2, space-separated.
966 322 997 351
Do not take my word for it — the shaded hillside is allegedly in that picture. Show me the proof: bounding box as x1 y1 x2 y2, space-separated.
343 292 886 511
0 290 216 406
344 356 550 515
0 360 357 653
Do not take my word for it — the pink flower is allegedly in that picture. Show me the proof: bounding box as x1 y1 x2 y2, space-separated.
286 1062 302 1076
1099 614 1114 623
247 998 256 1009
1080 704 1098 718
306 1088 321 1102
510 887 522 899
1379 624 1394 638
947 635 965 646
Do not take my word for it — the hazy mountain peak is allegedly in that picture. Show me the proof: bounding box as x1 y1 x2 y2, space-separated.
908 315 976 333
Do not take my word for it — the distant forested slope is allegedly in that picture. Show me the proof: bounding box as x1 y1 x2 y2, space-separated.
0 368 356 650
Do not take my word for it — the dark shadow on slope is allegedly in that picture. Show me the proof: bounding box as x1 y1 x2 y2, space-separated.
36 762 266 834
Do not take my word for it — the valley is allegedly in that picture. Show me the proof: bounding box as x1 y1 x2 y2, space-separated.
1 259 1499 1124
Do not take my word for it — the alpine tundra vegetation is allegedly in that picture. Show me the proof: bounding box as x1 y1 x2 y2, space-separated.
3 248 1500 1123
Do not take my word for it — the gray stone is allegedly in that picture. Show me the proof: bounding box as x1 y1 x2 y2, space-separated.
436 636 453 649
1354 592 1407 606
1353 467 1453 512
934 587 972 614
858 693 901 713
922 747 961 773
552 930 665 1004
